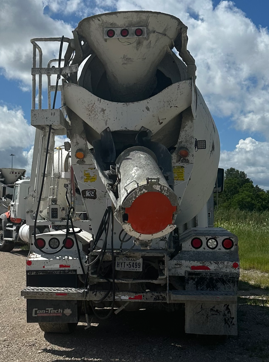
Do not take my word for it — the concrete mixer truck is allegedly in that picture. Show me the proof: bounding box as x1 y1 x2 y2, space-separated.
21 11 239 336
0 168 27 252
0 147 82 252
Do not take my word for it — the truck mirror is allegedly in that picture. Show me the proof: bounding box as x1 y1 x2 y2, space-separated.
214 168 224 193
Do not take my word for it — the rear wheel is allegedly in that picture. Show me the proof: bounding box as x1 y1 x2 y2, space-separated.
0 232 15 252
38 322 77 334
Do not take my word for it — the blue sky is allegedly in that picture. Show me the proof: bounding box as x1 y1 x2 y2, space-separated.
0 0 269 188
216 0 268 28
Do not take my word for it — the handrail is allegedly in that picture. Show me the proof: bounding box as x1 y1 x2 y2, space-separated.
30 37 72 110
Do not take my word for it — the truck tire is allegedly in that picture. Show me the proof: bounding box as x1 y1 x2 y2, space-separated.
38 322 77 334
0 232 15 252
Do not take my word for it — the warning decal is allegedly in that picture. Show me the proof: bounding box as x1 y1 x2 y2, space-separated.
173 166 185 181
84 169 97 183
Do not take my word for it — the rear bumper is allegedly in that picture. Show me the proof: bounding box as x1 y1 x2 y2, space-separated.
21 286 237 303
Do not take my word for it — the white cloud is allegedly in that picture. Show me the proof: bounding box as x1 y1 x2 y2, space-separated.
184 2 269 138
0 0 73 85
44 0 88 16
220 138 269 189
0 105 35 175
0 106 34 149
98 0 269 139
22 146 34 177
43 0 105 18
2 0 269 139
55 136 70 148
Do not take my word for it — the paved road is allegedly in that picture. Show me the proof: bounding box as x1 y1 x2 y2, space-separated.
1 248 269 362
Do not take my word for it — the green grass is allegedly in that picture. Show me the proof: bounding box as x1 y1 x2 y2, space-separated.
215 209 269 273
20 244 30 251
239 272 269 291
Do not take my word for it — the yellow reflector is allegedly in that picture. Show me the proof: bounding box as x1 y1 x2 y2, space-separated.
179 148 189 158
75 150 85 159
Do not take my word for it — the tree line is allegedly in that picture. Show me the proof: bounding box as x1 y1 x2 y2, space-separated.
216 168 269 212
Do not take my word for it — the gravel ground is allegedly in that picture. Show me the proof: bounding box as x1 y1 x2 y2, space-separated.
1 248 269 362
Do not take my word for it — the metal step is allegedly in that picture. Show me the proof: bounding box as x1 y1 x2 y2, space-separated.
170 290 237 302
21 286 167 303
21 286 87 300
3 238 14 242
22 286 237 303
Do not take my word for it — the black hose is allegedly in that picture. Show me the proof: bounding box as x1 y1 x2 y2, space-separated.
90 206 116 320
85 208 110 268
119 229 132 243
64 185 86 276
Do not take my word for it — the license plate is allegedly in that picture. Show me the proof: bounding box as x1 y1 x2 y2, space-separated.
115 257 143 271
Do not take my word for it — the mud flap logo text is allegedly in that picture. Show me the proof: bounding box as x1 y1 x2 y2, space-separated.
32 308 63 317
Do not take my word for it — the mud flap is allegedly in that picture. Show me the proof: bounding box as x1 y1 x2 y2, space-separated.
27 299 78 323
185 302 237 335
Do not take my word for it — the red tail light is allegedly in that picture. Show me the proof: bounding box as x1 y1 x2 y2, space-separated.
35 238 45 249
222 238 234 250
135 28 143 36
178 148 189 158
10 217 22 224
191 265 210 271
191 238 202 249
121 29 129 37
64 238 74 249
107 29 115 38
